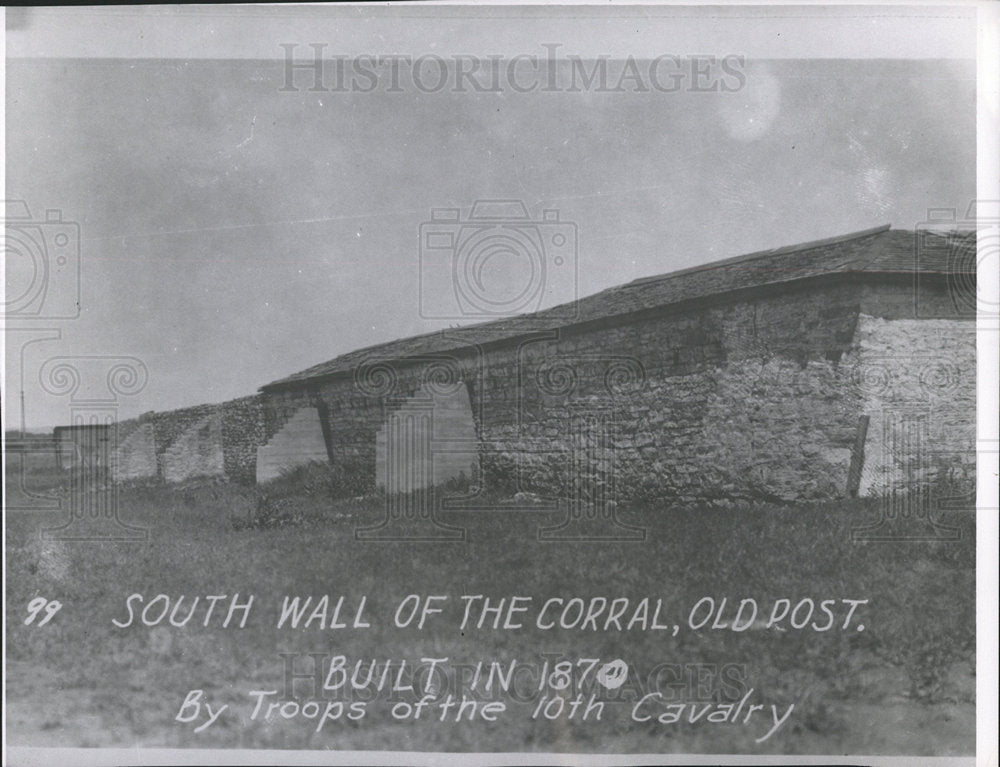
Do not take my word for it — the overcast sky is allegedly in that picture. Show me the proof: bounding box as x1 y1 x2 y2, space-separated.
4 17 977 428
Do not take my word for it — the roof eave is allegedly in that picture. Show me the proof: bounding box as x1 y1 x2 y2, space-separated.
259 266 964 393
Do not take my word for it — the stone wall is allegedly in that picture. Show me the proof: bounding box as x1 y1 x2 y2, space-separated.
144 402 220 480
111 394 265 484
162 413 226 483
852 315 976 498
255 406 328 483
221 395 267 484
99 275 973 502
374 382 479 492
470 283 864 505
261 277 975 507
114 422 157 481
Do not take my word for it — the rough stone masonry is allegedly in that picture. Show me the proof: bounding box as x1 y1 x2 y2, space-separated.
109 225 976 509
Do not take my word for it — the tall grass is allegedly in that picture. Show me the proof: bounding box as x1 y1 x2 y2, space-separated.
4 463 975 753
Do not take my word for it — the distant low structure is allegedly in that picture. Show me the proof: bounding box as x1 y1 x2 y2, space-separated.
54 423 113 471
84 225 974 510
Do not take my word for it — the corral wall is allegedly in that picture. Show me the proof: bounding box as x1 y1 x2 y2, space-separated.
114 422 157 481
221 395 268 484
163 413 225 483
472 282 863 504
261 277 975 506
255 406 328 483
98 276 974 501
111 395 265 484
852 315 976 497
374 382 479 492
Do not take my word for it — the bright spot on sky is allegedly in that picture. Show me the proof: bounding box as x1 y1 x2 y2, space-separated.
717 64 782 142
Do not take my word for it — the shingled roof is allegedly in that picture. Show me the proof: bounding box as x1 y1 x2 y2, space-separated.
262 224 974 390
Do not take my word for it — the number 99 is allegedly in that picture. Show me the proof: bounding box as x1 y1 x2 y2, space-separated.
25 597 63 626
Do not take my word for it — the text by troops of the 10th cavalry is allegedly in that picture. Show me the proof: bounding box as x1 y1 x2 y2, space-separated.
30 591 869 743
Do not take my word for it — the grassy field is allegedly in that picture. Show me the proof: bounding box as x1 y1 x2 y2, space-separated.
4 460 976 755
